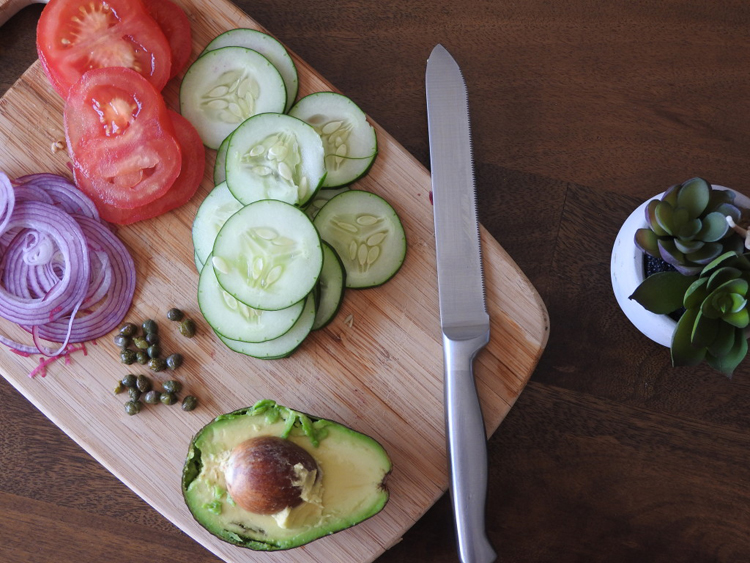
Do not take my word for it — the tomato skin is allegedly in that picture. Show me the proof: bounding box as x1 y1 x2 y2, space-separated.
98 110 206 225
65 67 181 209
145 0 193 79
37 0 172 98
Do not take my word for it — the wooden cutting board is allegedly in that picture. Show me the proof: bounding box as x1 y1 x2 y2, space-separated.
0 1 549 561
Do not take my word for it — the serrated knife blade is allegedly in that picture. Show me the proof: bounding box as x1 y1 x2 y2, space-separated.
426 44 496 563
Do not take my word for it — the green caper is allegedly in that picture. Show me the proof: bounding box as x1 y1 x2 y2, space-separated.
145 332 159 345
143 390 161 404
133 336 149 349
113 334 131 348
179 318 196 338
128 387 141 402
167 307 184 321
136 374 152 393
136 350 149 364
142 319 158 334
160 392 177 405
147 344 161 359
166 353 183 370
162 379 182 394
124 400 142 416
121 373 137 388
148 357 167 372
119 322 137 337
181 395 198 411
120 349 137 365
114 381 125 395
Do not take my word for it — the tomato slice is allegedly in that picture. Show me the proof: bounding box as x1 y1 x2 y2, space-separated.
144 0 193 79
65 67 181 209
37 0 172 98
98 111 206 225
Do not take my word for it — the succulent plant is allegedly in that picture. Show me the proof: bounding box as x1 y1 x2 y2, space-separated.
634 177 745 276
630 251 750 377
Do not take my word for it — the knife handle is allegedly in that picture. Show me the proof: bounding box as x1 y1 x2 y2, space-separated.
444 332 496 563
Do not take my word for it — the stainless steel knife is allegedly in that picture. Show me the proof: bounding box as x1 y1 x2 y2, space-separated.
425 44 496 563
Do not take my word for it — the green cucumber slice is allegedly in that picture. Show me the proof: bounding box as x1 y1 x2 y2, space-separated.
313 241 346 330
202 28 299 112
288 92 377 188
192 181 243 267
313 190 406 288
199 254 305 342
226 113 326 207
212 199 323 310
179 46 286 149
214 134 231 185
304 187 349 221
216 292 316 358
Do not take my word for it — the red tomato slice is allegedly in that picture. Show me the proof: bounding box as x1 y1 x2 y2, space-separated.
98 111 206 225
145 0 193 79
37 0 172 98
65 67 181 209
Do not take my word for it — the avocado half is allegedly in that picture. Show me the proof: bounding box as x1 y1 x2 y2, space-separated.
181 399 392 551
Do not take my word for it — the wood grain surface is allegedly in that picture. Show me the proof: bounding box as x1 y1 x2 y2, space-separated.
0 0 549 562
3 0 750 562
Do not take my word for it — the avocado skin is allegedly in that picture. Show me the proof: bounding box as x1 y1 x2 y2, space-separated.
182 400 392 551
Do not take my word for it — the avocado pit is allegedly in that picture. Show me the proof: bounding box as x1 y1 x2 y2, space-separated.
224 435 319 515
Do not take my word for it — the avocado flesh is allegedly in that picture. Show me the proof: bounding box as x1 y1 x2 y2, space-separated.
182 400 391 551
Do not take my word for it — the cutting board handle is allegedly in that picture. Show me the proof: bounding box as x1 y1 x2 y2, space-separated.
0 0 48 28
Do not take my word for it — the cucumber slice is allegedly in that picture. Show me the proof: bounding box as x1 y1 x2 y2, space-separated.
216 292 316 358
212 199 323 311
214 134 231 185
192 181 243 267
304 186 349 220
313 241 346 330
313 190 406 289
199 254 305 342
179 46 286 149
194 251 204 274
226 113 326 207
288 92 377 188
202 29 299 112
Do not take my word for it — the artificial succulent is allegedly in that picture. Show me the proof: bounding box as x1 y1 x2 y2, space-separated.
630 251 750 377
634 177 745 276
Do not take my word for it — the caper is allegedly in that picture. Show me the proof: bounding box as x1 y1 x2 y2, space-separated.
121 373 137 388
114 381 125 395
145 332 159 345
143 390 161 404
136 350 149 364
128 387 141 402
179 319 196 338
142 319 158 334
124 400 142 416
119 322 137 337
162 379 182 394
120 349 136 365
149 357 167 372
136 374 152 393
133 336 149 350
113 334 131 348
166 353 183 370
182 395 198 411
167 308 184 321
147 344 161 359
160 392 177 405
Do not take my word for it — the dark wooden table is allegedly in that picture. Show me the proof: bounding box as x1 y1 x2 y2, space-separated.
3 1 750 561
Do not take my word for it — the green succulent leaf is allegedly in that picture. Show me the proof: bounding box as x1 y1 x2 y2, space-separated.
722 308 750 328
708 321 737 358
671 308 706 367
685 242 723 266
671 207 691 231
677 177 710 217
629 271 698 314
654 202 675 236
684 277 709 309
661 184 680 207
701 278 749 319
634 228 660 257
645 200 669 236
728 293 747 314
708 188 736 211
714 202 741 224
706 328 748 378
658 239 688 269
674 238 704 254
696 212 729 242
677 218 702 240
706 267 742 292
701 251 743 277
691 311 719 349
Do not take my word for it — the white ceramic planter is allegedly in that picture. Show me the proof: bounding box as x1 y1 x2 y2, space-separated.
610 185 750 348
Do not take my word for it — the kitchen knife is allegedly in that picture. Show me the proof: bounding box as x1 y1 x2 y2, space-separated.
425 44 496 563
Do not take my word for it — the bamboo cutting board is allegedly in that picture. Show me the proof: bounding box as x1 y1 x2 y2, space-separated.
0 1 549 561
